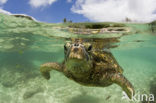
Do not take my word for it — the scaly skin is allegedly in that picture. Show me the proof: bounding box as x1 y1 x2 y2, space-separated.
40 42 134 99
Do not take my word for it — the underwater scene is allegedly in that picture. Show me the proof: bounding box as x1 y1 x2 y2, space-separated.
0 13 156 103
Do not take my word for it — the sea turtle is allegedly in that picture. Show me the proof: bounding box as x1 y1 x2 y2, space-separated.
40 39 134 98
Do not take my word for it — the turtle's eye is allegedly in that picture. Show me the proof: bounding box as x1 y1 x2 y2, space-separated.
88 45 92 51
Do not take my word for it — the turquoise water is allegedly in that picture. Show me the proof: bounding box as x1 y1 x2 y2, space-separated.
0 13 156 103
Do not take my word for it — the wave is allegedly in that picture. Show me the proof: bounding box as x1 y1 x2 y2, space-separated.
11 14 38 22
0 9 38 22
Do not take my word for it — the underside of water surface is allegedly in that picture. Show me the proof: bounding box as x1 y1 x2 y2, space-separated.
0 13 156 103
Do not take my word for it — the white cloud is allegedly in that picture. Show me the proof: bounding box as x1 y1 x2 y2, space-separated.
29 0 57 8
0 0 7 5
71 0 156 22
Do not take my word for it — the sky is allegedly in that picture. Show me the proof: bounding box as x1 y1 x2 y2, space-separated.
0 0 156 23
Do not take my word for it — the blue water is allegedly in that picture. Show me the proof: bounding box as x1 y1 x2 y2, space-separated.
0 14 156 103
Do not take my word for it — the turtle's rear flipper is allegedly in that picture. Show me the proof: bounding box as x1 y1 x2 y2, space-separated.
40 62 62 80
110 73 134 99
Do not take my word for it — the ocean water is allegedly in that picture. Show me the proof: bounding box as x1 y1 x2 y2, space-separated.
0 13 156 103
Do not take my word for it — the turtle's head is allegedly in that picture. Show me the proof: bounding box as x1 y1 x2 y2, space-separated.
64 42 92 61
64 42 93 75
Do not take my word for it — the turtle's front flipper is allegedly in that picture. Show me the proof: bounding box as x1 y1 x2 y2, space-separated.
110 73 134 99
40 62 62 80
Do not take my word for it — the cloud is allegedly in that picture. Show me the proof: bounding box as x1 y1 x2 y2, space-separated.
29 0 57 8
71 0 156 22
0 0 7 5
0 0 7 7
